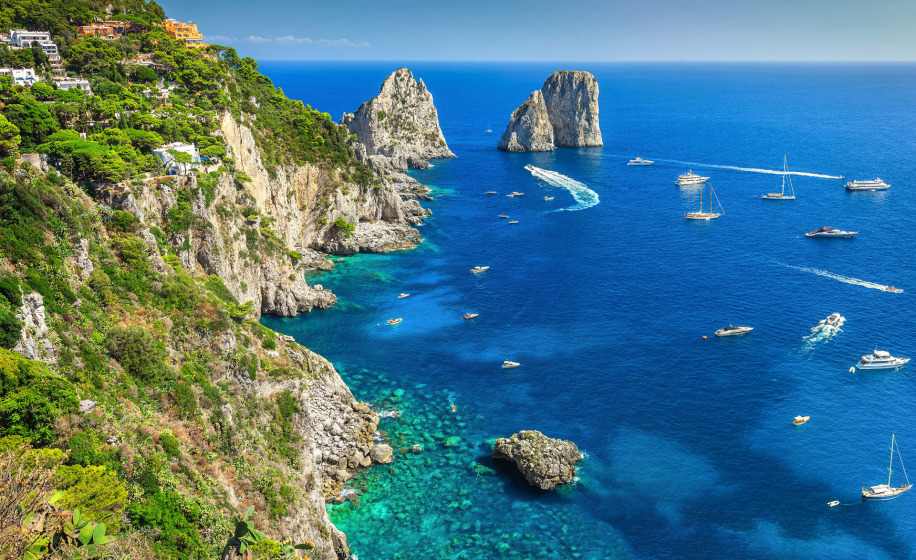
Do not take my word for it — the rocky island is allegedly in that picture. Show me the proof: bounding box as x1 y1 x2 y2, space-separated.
498 70 602 152
493 430 583 490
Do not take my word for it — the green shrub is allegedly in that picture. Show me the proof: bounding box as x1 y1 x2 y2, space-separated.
173 382 199 421
261 336 276 350
56 464 128 534
110 210 138 232
333 216 355 238
0 348 77 445
104 324 169 381
158 430 180 457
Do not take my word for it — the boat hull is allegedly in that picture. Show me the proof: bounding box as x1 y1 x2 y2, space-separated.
806 232 857 238
857 358 910 370
716 327 753 337
761 194 796 200
862 484 912 500
685 213 722 220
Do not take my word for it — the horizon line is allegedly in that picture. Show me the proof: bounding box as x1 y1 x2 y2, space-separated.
253 59 916 64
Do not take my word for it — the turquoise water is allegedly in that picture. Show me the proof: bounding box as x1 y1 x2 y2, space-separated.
262 63 916 559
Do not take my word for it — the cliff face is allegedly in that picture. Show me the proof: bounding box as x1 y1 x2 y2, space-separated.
498 70 602 152
341 68 455 171
497 90 554 152
541 70 602 147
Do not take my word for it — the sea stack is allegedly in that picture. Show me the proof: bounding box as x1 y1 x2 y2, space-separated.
493 430 583 490
498 70 602 152
342 67 455 171
496 90 554 152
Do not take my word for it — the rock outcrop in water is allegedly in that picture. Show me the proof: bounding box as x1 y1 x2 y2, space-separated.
497 90 554 152
342 68 455 172
499 70 602 152
493 430 582 490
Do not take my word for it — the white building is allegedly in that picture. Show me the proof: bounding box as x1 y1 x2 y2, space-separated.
0 67 38 86
2 30 64 73
52 76 92 93
152 142 200 174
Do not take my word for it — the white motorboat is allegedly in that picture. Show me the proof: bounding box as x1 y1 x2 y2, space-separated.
715 325 753 337
856 349 910 370
485 191 497 195
386 318 403 326
676 170 709 186
862 434 912 501
762 156 796 200
825 312 842 327
793 415 810 426
846 178 889 191
501 361 521 369
627 157 654 166
470 266 490 274
397 293 410 299
805 227 857 238
684 183 724 220
507 192 524 197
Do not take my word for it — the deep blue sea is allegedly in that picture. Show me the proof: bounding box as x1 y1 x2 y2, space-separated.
260 62 916 559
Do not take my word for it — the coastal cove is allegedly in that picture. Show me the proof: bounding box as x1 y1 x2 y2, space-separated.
262 62 916 559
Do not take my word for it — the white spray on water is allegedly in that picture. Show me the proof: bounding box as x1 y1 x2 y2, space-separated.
525 164 599 211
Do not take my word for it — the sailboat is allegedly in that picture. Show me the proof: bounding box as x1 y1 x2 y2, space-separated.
684 183 724 220
762 156 796 200
862 434 913 500
485 123 492 133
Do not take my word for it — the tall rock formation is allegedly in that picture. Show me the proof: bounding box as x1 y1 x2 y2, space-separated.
497 90 554 152
498 70 602 152
341 68 455 172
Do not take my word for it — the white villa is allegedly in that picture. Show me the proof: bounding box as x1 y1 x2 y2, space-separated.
52 76 92 93
152 142 200 174
0 30 64 73
0 67 38 86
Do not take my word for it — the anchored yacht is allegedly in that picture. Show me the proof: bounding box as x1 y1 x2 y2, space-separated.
676 170 709 186
627 157 654 166
862 434 912 501
715 325 754 337
805 227 858 238
856 349 910 370
846 178 889 191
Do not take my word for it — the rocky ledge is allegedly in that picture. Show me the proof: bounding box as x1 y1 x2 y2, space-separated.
498 70 602 152
342 67 455 172
493 430 582 490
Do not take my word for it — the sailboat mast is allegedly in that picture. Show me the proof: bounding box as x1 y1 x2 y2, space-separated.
782 155 787 195
889 434 896 486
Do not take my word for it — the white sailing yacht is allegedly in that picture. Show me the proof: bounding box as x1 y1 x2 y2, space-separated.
862 434 912 500
485 123 492 133
684 183 724 220
762 156 796 200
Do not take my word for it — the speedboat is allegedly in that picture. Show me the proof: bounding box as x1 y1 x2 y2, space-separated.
627 157 654 166
498 215 510 219
825 312 842 327
715 325 754 337
846 178 889 191
793 415 811 426
856 349 910 370
544 196 554 201
507 192 524 197
885 285 903 293
676 170 709 186
397 293 410 299
508 220 519 224
470 266 490 274
501 361 521 369
462 313 478 320
485 191 497 195
805 227 857 238
386 318 403 325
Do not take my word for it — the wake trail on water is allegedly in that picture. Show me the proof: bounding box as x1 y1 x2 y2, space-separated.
781 263 903 293
525 165 599 211
648 158 843 179
802 314 845 352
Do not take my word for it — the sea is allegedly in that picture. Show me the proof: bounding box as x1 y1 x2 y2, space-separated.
260 62 916 559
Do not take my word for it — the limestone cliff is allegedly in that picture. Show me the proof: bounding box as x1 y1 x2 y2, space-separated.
341 68 455 171
541 70 602 147
497 90 554 152
498 70 602 152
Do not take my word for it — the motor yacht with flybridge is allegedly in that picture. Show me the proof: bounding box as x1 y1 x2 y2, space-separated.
856 349 909 370
805 227 857 238
627 157 654 166
676 170 709 186
846 178 889 191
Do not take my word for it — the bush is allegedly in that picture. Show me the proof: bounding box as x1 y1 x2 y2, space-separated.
0 305 22 349
104 324 169 381
333 216 355 238
0 348 77 445
56 464 129 534
110 209 138 232
158 430 180 457
261 336 276 350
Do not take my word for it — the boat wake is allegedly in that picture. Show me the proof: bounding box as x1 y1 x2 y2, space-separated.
802 314 845 350
782 264 903 293
525 165 599 211
652 158 842 179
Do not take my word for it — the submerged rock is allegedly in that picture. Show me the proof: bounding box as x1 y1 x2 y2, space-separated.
493 430 581 490
498 70 602 152
370 443 394 464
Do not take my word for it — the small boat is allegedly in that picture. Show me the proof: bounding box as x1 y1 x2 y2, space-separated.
846 178 889 191
485 191 497 195
684 183 724 220
676 170 709 186
498 215 510 219
544 196 554 201
793 415 811 426
761 156 796 200
486 123 492 133
386 318 403 326
508 220 519 224
885 285 903 293
501 361 520 369
862 434 912 501
827 500 840 507
507 192 524 197
470 266 490 274
825 312 842 327
805 227 858 238
397 293 410 299
627 157 654 166
462 313 478 320
336 258 346 263
715 325 753 337
856 349 910 370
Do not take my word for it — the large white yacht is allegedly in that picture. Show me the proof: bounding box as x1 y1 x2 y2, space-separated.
627 157 654 166
856 349 910 370
805 227 858 238
846 178 889 191
676 170 709 186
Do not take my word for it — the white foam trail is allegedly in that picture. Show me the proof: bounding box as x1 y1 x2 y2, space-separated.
525 165 599 211
802 314 845 351
655 158 842 179
783 264 903 293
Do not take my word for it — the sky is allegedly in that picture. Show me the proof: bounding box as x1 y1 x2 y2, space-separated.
157 0 916 61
